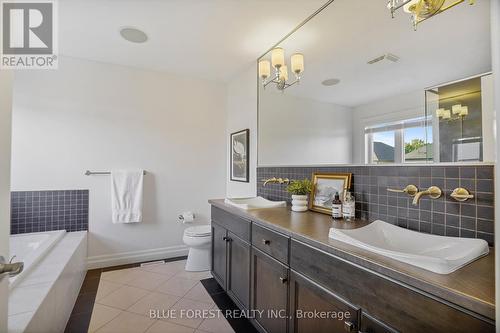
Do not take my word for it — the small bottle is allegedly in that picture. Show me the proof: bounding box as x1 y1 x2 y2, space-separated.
342 191 355 221
331 192 342 219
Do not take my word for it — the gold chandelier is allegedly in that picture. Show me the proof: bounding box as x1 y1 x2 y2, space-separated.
387 0 475 30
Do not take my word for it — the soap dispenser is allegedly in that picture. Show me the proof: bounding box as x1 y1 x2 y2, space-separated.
331 192 342 219
342 191 355 221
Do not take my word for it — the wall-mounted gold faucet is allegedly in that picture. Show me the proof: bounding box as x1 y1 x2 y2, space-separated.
262 177 290 186
388 185 442 205
412 186 442 205
450 187 474 202
387 185 418 196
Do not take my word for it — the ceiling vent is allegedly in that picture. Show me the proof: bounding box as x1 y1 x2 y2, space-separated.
367 53 400 64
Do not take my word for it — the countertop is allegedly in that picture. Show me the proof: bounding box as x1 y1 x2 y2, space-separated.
209 199 495 321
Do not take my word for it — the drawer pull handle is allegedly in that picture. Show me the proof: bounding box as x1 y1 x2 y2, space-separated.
344 321 355 332
262 239 271 245
222 236 232 242
279 277 287 284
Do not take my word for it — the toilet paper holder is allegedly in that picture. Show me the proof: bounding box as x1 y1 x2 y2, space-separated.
178 212 195 223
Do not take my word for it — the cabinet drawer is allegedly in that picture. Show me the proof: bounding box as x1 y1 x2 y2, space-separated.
252 223 289 264
290 240 494 333
211 206 251 241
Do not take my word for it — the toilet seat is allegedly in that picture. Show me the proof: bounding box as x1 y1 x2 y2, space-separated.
184 225 211 237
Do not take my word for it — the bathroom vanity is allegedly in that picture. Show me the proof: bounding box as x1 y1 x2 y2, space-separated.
209 199 495 333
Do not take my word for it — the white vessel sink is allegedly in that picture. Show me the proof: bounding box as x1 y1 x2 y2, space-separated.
329 220 489 274
225 196 287 210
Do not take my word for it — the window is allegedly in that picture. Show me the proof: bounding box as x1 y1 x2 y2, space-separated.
365 117 432 164
371 131 396 163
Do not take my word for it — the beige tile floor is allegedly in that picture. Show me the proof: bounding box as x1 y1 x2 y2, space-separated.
89 260 235 333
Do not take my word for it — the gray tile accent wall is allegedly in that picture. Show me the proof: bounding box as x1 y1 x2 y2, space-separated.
11 190 89 234
257 165 494 245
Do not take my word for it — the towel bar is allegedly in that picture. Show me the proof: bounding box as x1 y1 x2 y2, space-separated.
84 170 146 176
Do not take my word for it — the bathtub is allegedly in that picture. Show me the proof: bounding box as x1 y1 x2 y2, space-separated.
8 231 87 333
9 230 66 289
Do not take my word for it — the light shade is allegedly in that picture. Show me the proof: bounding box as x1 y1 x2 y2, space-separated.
279 65 288 81
452 104 462 115
460 105 469 116
271 47 285 68
442 109 451 119
291 53 304 74
436 108 445 117
258 60 271 79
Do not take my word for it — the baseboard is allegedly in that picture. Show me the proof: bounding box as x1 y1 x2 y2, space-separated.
87 245 189 269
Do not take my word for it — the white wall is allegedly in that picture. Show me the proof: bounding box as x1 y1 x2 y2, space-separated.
0 71 13 333
351 90 425 163
259 91 352 165
11 57 227 268
226 65 258 198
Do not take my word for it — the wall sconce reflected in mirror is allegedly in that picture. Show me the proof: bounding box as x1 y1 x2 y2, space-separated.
436 104 468 121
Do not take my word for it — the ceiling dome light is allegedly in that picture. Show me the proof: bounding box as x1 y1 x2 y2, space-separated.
120 27 148 43
321 78 340 86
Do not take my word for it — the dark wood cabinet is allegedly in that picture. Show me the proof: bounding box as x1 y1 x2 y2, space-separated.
289 270 360 333
290 239 494 333
227 231 251 309
359 313 398 333
210 205 494 333
211 222 227 288
211 217 251 310
251 248 289 333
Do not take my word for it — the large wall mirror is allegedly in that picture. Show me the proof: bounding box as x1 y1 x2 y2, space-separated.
257 0 493 166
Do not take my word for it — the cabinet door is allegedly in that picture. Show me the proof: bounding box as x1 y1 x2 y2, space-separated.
251 247 289 333
227 232 250 309
211 223 227 289
289 270 360 333
359 313 399 333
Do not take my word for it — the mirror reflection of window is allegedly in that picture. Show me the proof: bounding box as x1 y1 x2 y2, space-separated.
365 117 433 164
373 131 396 164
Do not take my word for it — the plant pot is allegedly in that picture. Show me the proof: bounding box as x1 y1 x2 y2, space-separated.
291 195 308 212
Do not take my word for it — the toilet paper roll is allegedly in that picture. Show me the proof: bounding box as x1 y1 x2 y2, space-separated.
178 212 195 223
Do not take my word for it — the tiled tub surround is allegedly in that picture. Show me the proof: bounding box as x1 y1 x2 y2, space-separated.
11 190 89 234
257 165 494 245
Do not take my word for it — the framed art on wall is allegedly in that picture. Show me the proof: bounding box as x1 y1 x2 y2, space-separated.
230 129 250 182
309 173 352 214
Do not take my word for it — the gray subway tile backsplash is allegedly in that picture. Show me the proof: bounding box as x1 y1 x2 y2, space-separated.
11 190 89 234
257 165 494 246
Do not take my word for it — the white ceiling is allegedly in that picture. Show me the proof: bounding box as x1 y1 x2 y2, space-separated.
264 0 492 107
59 0 327 82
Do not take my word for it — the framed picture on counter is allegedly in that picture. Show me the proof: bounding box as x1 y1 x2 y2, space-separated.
230 129 250 182
309 173 352 214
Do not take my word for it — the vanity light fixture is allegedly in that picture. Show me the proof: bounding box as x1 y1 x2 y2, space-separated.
387 0 475 30
436 104 468 121
258 48 304 91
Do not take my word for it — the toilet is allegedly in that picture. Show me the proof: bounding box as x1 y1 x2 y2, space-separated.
183 224 211 271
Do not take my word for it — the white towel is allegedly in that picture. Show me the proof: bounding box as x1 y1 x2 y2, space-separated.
111 170 144 223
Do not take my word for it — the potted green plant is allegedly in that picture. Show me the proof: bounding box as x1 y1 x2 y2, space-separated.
286 179 312 212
